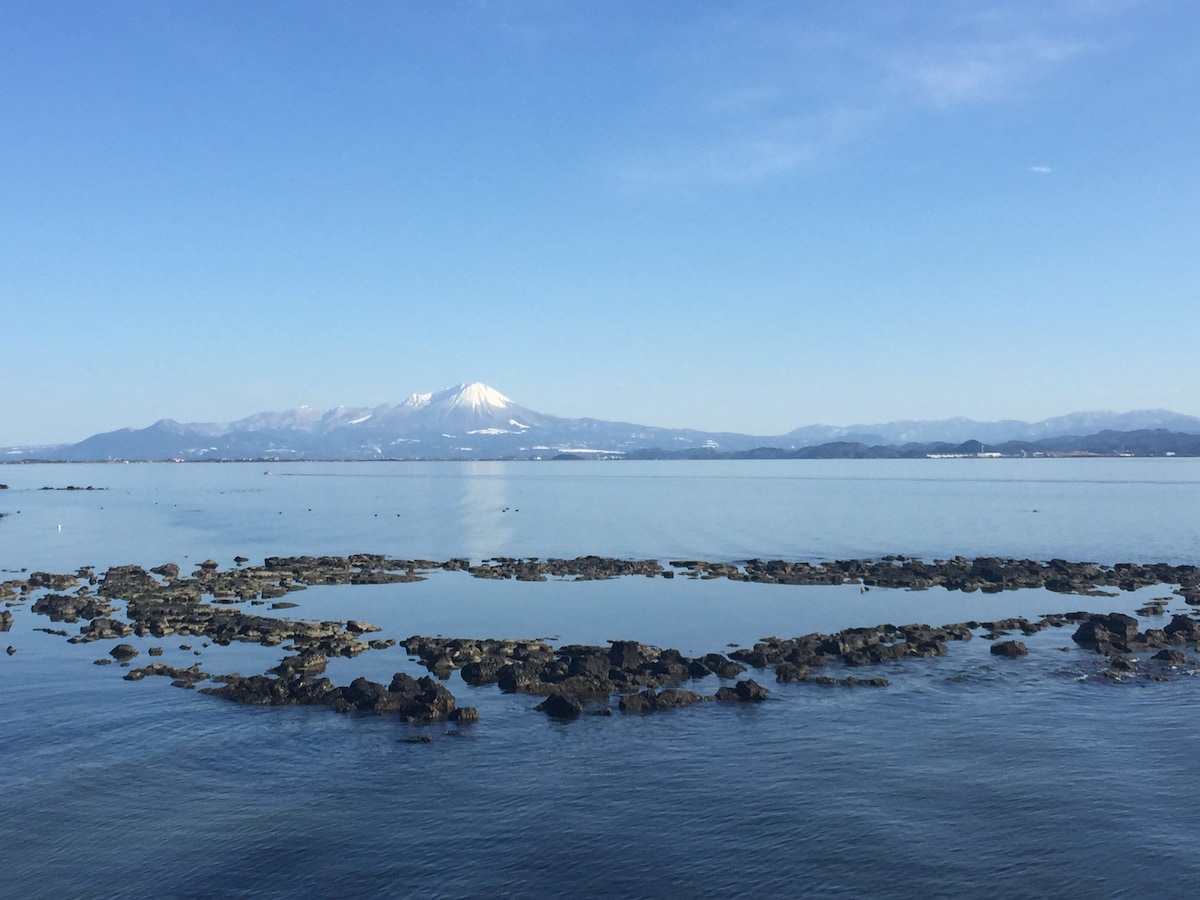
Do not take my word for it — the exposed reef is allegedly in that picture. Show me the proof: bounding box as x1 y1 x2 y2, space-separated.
5 553 1200 734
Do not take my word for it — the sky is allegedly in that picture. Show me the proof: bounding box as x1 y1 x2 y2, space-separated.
2 1 1198 445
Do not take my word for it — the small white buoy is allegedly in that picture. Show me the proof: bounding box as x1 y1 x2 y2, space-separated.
57 524 62 531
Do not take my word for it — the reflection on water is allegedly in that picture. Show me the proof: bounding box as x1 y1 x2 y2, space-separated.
452 461 515 561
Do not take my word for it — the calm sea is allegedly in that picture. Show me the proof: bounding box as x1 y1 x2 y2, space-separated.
3 459 1199 898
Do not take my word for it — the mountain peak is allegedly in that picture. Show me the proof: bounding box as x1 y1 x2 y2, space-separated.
438 382 512 412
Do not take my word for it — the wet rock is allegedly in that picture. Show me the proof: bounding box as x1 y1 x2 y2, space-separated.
384 673 457 721
110 643 139 661
990 640 1029 658
124 662 208 684
1071 613 1139 650
31 593 117 623
449 706 480 724
1164 614 1200 643
150 563 180 580
497 661 548 694
0 610 11 632
28 572 80 591
618 688 708 713
271 651 329 677
775 663 812 682
715 679 768 703
537 691 584 719
608 640 649 670
840 676 890 687
1153 649 1187 665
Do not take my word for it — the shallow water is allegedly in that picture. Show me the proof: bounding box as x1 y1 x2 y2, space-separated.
3 459 1200 897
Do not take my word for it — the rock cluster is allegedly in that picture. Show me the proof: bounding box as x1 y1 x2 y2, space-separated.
202 671 471 722
7 552 1200 732
403 635 757 716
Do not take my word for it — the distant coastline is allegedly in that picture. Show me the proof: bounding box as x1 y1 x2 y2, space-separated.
4 427 1199 465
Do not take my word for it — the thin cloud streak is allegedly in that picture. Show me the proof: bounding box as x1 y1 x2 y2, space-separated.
615 6 1110 192
890 35 1088 108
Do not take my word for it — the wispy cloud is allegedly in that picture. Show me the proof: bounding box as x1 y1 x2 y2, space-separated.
614 3 1118 192
889 35 1086 108
617 107 878 192
1027 165 1053 173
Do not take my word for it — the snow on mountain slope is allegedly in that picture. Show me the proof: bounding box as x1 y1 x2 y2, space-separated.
15 380 1200 462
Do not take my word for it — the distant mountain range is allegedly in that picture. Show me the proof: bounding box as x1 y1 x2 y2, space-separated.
5 382 1200 461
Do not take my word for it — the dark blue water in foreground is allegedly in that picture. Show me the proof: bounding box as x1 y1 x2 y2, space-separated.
3 459 1200 898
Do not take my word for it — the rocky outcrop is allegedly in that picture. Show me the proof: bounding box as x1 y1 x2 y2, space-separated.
202 671 460 721
15 551 1200 730
990 640 1029 658
618 688 709 713
715 679 769 703
109 643 139 661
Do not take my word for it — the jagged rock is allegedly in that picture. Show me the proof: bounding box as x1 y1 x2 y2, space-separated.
1164 614 1200 642
385 673 457 721
1071 613 1139 650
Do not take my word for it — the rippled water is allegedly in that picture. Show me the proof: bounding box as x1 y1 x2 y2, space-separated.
3 459 1200 898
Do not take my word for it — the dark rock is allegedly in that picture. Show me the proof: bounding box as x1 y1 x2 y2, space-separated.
840 676 890 687
449 706 479 723
990 640 1029 658
715 679 768 703
608 640 649 670
460 657 504 686
497 661 538 693
385 673 458 721
775 663 812 682
110 643 139 661
703 653 747 679
619 688 708 713
1164 614 1200 642
1152 649 1187 665
566 651 611 680
1071 613 1139 650
536 692 584 719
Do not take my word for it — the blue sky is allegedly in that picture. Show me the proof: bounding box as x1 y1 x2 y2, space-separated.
3 1 1197 444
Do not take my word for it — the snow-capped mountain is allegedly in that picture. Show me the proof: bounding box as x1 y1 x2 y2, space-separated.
6 383 1200 461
